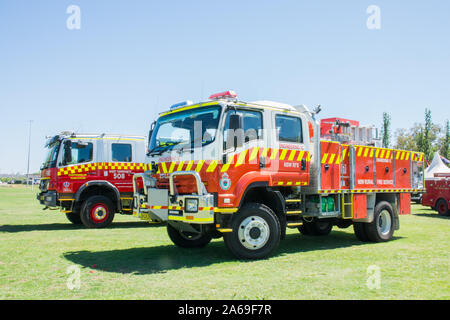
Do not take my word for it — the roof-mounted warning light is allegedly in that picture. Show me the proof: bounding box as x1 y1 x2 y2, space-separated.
209 90 238 101
170 100 193 110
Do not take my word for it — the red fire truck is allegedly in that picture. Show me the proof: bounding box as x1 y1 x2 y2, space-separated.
38 132 147 228
422 178 450 215
133 91 425 259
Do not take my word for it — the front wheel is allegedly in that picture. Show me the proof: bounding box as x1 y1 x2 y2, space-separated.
436 199 449 216
65 211 82 224
167 223 212 248
80 195 115 228
223 203 281 260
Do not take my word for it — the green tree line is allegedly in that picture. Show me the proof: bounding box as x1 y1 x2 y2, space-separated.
391 108 449 162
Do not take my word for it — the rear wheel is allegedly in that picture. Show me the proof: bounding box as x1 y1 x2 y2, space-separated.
80 195 115 228
436 199 449 216
167 223 212 248
364 201 395 242
65 211 82 224
224 203 281 260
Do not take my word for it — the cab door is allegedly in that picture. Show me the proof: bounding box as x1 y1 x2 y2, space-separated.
271 112 310 186
220 108 264 193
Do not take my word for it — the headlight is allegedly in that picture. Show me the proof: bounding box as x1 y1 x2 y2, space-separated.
185 198 198 213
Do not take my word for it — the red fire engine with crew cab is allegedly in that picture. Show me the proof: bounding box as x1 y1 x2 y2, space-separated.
38 132 147 228
133 91 425 259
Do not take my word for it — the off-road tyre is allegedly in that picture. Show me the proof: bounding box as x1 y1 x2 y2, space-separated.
224 203 281 260
80 195 115 228
167 223 212 248
364 201 395 242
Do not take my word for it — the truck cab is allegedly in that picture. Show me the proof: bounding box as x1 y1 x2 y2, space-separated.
38 132 147 228
133 91 318 257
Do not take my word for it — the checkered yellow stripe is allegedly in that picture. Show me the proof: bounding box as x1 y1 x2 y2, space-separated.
57 162 146 176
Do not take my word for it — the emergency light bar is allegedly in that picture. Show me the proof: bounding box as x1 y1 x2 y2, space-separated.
170 100 193 110
209 90 238 101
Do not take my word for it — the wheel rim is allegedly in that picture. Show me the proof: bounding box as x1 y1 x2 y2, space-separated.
238 216 270 250
377 210 392 236
90 204 109 223
438 202 446 214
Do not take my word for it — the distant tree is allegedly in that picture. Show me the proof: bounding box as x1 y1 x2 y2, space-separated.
382 112 391 148
439 119 449 159
420 108 432 160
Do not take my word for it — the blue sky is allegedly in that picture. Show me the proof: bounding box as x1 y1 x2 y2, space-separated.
0 0 449 174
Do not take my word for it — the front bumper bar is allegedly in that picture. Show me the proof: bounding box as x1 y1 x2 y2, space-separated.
133 171 215 224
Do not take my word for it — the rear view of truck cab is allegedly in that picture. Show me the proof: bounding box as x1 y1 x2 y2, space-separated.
38 132 147 228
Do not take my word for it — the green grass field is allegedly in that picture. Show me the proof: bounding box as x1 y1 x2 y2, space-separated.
0 185 448 299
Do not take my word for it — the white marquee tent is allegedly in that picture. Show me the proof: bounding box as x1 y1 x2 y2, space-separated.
424 152 450 179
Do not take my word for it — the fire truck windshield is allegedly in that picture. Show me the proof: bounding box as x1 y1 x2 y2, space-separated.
41 141 61 169
148 105 221 155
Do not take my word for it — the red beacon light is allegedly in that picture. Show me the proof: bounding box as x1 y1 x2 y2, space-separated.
209 90 238 101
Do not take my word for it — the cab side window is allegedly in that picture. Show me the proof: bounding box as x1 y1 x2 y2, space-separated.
276 115 303 143
224 110 263 149
112 143 132 162
62 142 93 166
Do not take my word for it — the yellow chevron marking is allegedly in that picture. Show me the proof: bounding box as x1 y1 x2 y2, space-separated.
280 149 288 160
206 160 218 172
262 148 269 157
405 152 410 160
270 149 279 160
249 147 259 162
400 151 405 160
363 147 369 157
357 147 363 157
195 160 205 172
297 151 305 161
278 182 284 186
235 150 248 167
375 149 380 158
396 152 400 160
177 161 184 171
161 162 167 173
185 160 194 171
286 182 293 186
306 152 310 162
385 150 391 159
221 154 233 172
288 150 297 161
380 149 385 158
328 153 336 165
341 148 347 161
335 154 340 165
321 153 328 164
168 162 176 173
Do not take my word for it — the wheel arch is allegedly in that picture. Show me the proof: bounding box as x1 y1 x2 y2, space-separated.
238 182 287 239
74 181 121 213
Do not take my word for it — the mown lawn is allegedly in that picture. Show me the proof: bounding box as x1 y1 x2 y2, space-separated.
0 185 448 299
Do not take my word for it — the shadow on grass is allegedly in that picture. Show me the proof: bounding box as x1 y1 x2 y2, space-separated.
0 221 165 233
413 213 450 220
63 230 403 275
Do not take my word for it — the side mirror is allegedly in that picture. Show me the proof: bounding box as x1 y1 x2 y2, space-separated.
226 114 243 150
63 140 72 164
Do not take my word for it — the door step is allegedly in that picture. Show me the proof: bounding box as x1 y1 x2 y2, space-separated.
287 222 303 228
